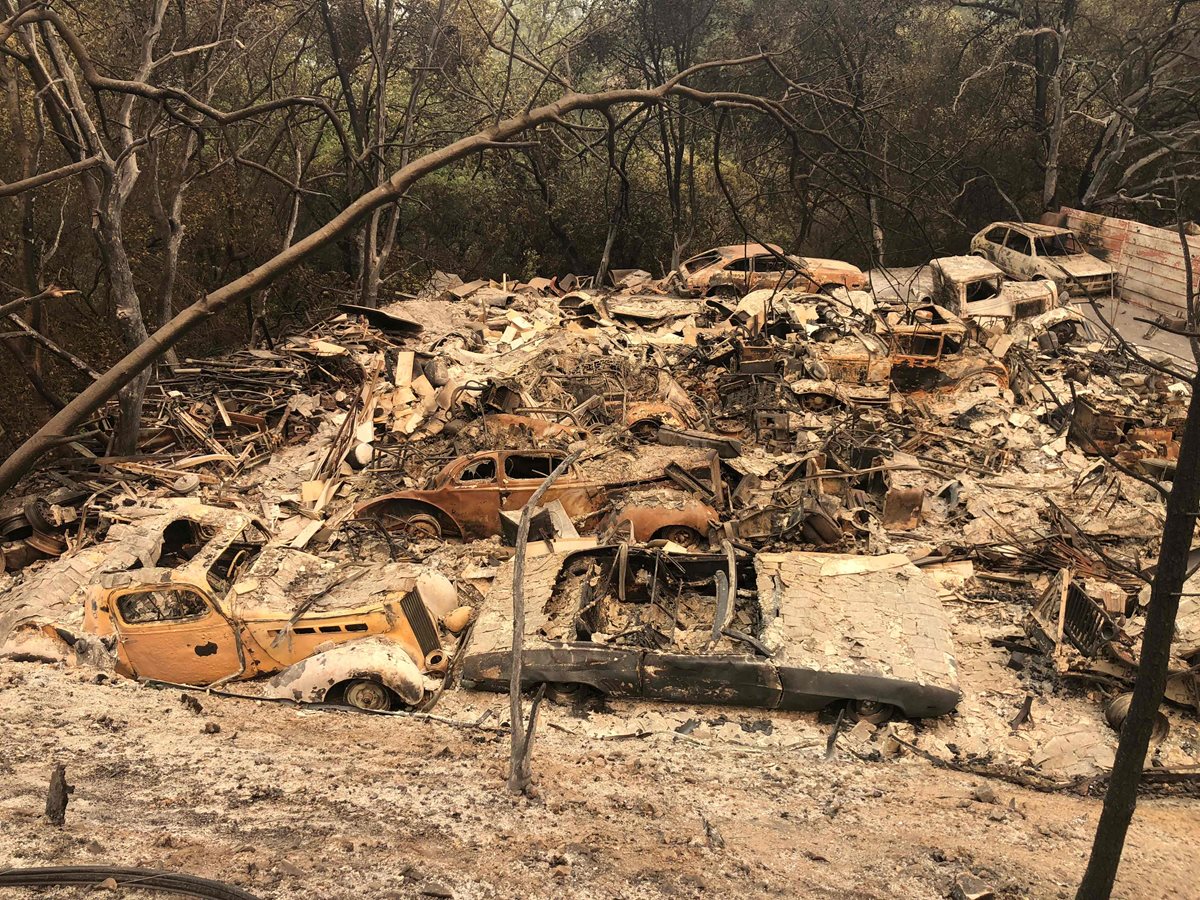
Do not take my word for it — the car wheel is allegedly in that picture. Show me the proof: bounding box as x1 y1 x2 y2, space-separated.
1049 320 1078 344
343 679 395 711
846 698 896 725
399 513 442 539
798 391 839 412
654 526 704 548
1103 692 1169 745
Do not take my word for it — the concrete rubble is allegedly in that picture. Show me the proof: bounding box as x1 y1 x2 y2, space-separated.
2 246 1199 787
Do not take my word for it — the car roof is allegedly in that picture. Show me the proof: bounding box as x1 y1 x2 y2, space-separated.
707 243 786 259
931 255 1004 280
988 221 1073 238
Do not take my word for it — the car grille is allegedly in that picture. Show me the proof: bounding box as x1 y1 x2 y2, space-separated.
1015 298 1048 319
401 589 441 655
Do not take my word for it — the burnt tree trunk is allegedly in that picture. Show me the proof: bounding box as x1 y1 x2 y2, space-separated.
44 763 70 826
1075 377 1200 898
94 181 152 454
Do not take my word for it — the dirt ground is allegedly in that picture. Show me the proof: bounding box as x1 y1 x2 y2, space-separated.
1 659 1198 900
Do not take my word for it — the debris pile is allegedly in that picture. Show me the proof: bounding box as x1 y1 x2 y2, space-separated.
3 244 1198 783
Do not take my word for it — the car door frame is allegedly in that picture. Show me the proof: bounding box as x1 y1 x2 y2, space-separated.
498 451 599 521
109 580 246 685
750 253 804 293
437 452 506 537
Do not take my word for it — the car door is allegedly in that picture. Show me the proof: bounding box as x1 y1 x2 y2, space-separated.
999 228 1034 279
437 453 505 538
110 582 243 685
499 453 599 521
750 254 801 292
717 255 753 294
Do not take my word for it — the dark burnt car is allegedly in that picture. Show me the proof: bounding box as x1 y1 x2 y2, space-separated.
463 546 961 722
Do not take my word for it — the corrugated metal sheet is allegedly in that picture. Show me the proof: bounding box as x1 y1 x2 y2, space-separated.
1061 207 1200 314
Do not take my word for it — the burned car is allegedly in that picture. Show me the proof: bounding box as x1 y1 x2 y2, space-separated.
355 449 719 546
1 503 461 711
881 303 1009 393
464 547 961 721
918 256 1061 325
1028 570 1198 727
677 243 868 298
970 222 1115 297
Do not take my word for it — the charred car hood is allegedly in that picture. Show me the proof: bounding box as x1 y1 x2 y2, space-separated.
1051 255 1114 278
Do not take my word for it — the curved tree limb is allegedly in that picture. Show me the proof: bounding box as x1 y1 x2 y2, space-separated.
0 58 773 496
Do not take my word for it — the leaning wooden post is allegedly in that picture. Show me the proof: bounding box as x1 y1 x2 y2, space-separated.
508 451 580 795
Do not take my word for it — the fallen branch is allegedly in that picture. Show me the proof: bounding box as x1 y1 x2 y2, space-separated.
508 450 580 794
0 56 777 497
7 314 99 379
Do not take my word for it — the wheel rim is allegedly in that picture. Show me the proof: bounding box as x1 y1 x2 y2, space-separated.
405 514 442 539
850 699 894 725
799 393 837 413
658 526 700 547
344 679 392 711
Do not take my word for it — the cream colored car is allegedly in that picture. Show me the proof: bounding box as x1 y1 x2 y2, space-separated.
970 222 1115 297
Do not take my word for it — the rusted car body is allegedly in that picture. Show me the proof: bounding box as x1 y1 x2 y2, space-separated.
1029 570 1198 716
24 504 459 710
355 449 720 544
920 256 1059 325
677 243 868 298
84 541 454 708
882 303 1009 392
1069 394 1183 470
464 547 961 720
970 222 1115 297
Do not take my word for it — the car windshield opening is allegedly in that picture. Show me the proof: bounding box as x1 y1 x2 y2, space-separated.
546 551 762 655
1035 234 1083 257
965 278 1001 303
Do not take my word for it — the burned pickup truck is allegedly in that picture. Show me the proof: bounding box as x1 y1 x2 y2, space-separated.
355 449 719 546
915 256 1091 352
464 547 961 721
1 502 463 711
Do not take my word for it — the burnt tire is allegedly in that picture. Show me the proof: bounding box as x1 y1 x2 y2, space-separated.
652 526 705 548
1104 692 1169 745
846 699 896 725
340 679 398 712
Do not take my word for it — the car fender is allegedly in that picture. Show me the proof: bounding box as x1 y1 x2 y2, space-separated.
354 492 465 537
611 499 719 542
262 635 425 707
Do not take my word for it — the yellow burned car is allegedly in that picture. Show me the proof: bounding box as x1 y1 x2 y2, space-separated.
75 506 459 710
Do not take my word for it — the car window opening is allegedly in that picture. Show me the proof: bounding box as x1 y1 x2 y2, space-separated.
118 588 208 624
964 278 1001 303
1035 233 1083 257
1004 231 1032 254
504 454 563 479
458 457 496 482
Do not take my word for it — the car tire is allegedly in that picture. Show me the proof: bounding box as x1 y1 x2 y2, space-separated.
342 678 397 712
846 698 896 725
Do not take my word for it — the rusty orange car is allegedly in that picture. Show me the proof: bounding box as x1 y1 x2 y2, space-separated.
677 243 868 297
355 449 719 546
72 505 459 710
